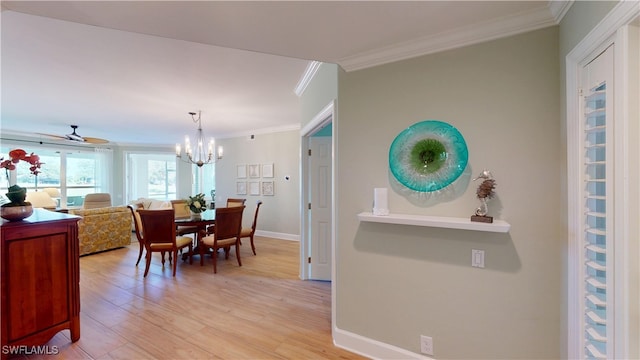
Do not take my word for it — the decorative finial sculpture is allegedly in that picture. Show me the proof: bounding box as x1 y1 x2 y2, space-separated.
471 169 496 223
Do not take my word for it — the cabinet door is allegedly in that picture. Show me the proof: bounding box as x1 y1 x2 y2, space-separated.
6 232 70 341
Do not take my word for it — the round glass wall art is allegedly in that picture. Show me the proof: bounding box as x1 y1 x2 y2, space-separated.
389 120 468 192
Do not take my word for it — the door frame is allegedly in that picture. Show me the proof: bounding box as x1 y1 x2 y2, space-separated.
565 2 639 358
300 100 335 280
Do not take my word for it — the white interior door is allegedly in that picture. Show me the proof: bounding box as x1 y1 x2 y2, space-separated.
309 135 332 280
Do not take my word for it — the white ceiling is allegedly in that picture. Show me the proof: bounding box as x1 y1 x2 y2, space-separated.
0 1 566 146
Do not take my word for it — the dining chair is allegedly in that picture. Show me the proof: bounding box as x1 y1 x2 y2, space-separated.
137 208 193 277
128 204 174 267
204 198 245 236
226 198 246 207
199 206 244 273
127 204 145 266
170 199 199 237
240 200 262 255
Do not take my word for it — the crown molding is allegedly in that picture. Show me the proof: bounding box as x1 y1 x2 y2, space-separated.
294 61 322 97
548 0 574 23
338 5 559 72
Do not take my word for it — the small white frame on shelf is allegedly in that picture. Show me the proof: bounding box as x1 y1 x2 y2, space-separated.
357 212 510 233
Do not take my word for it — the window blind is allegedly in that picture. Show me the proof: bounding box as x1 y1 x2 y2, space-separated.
583 81 609 360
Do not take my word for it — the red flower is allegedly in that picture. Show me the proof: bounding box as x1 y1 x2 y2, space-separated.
8 149 26 161
1 148 44 179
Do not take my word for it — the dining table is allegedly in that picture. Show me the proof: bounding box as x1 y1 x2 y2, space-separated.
175 209 215 262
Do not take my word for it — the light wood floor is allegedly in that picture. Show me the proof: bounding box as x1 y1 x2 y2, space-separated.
16 236 365 360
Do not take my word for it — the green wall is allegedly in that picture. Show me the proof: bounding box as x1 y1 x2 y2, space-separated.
336 27 561 358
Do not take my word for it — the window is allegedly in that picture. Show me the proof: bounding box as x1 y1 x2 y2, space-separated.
125 152 176 202
192 164 215 201
1 144 111 207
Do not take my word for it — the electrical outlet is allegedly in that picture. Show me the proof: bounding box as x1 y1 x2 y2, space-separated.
420 335 433 356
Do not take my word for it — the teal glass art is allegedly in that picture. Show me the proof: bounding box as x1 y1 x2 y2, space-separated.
389 120 468 192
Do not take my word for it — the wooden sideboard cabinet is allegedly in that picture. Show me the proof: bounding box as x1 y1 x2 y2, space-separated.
1 209 81 358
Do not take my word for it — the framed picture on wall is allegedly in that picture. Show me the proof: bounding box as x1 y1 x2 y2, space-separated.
249 181 260 195
236 181 247 195
237 165 247 179
262 163 274 178
248 164 260 178
262 181 274 196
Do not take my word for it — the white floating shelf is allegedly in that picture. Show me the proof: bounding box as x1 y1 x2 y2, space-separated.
357 212 510 233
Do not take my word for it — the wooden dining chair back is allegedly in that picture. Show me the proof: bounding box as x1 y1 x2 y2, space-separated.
127 204 145 266
170 199 199 237
199 206 244 273
137 208 193 277
240 200 262 255
226 198 246 207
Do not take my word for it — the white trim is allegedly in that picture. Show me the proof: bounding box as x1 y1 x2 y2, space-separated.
549 0 574 23
566 2 640 61
613 23 640 359
565 53 581 360
294 61 322 97
339 6 558 72
254 230 299 242
300 100 335 282
300 101 334 137
333 327 433 360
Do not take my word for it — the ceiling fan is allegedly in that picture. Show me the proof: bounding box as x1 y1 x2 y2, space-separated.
40 125 109 144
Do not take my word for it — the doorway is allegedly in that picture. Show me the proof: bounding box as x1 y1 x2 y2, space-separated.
300 101 334 281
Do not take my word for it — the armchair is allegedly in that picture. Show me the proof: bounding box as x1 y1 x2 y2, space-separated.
84 193 112 209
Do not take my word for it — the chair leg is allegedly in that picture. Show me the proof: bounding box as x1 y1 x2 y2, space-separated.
143 253 152 277
136 241 144 265
235 242 242 267
189 244 193 265
250 234 256 255
212 247 218 273
172 250 177 277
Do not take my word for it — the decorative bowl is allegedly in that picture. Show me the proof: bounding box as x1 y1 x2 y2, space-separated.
1 204 34 222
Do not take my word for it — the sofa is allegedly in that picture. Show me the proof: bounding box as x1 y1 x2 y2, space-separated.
129 197 172 210
70 206 132 256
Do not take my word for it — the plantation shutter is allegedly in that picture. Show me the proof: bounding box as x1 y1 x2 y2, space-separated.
581 45 614 360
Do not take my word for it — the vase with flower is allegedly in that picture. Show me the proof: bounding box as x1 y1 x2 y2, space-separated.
185 193 206 220
1 149 44 221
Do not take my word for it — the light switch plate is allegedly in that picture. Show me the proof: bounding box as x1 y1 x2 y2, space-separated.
472 249 485 268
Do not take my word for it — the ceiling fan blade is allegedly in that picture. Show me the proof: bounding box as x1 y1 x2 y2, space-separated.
82 136 109 144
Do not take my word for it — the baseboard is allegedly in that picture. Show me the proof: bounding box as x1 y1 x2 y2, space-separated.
333 326 433 360
254 230 299 241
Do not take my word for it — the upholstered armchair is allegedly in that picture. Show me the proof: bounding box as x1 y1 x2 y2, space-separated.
84 193 112 209
25 191 57 209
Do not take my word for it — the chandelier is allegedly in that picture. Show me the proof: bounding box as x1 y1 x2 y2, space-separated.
175 111 223 167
